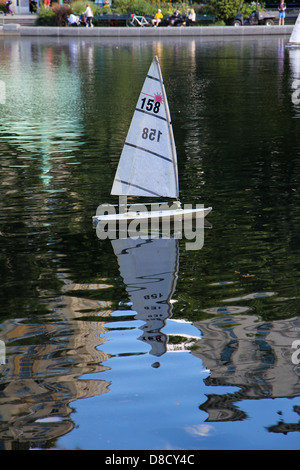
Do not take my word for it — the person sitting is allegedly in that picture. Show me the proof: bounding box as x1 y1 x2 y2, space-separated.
152 9 163 27
168 9 182 26
187 8 196 25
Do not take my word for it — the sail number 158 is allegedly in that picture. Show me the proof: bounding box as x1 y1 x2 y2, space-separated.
141 98 161 114
142 128 162 142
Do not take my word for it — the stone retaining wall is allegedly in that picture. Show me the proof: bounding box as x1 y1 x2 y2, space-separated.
0 24 294 37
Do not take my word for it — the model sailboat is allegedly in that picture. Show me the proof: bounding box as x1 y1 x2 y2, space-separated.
93 56 212 225
287 11 300 47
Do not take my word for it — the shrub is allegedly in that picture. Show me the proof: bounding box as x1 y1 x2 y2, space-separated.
242 1 265 17
209 0 242 22
35 5 55 25
53 4 73 25
95 6 113 14
128 0 154 15
36 4 73 26
69 0 102 15
70 0 87 15
191 3 215 15
112 0 169 15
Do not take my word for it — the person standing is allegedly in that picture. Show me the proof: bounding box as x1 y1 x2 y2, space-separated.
84 3 94 27
5 0 14 15
278 0 286 25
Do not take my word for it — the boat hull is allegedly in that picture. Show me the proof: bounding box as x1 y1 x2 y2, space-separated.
93 206 212 224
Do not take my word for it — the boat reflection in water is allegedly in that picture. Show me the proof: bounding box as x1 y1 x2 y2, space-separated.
289 47 300 109
112 236 179 359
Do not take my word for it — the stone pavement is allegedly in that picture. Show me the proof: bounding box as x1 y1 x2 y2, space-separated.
0 13 36 26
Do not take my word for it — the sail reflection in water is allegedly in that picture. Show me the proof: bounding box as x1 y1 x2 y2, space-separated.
289 48 300 109
112 237 179 357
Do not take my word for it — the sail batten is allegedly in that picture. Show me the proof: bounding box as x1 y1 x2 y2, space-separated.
114 179 162 197
135 108 168 121
111 56 179 200
147 74 160 82
124 142 173 163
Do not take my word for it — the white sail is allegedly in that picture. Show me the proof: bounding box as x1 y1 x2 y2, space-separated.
111 56 179 199
288 11 300 45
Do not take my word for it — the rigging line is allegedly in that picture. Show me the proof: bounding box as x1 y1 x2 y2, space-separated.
125 142 173 163
114 179 162 197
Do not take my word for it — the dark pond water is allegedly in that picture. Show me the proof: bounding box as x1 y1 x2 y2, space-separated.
0 34 300 451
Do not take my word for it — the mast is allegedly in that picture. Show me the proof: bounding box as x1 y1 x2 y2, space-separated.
154 56 180 201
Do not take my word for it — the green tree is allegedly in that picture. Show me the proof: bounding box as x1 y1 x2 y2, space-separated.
210 0 243 23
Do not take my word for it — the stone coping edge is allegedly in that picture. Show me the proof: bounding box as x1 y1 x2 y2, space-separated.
0 24 294 37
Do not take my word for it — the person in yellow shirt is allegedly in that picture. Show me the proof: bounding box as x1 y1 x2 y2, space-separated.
152 9 163 26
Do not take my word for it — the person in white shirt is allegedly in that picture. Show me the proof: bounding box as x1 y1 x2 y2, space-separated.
68 13 80 26
84 3 94 27
188 8 196 23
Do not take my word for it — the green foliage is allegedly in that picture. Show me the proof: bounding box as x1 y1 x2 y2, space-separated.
103 0 193 16
189 2 215 14
69 0 87 14
35 0 247 24
52 4 73 25
0 2 5 13
36 1 102 25
36 4 73 26
94 6 113 14
209 0 242 22
112 0 154 15
163 2 193 15
70 0 102 15
242 1 266 17
35 4 55 25
129 0 156 15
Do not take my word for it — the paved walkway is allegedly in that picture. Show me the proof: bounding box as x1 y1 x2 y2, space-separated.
0 13 36 26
